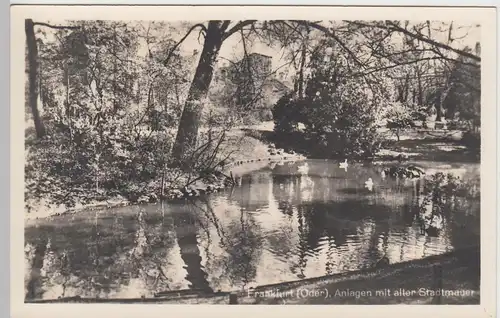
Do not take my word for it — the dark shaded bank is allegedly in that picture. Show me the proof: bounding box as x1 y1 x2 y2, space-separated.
242 129 328 159
382 138 480 163
236 245 480 304
25 245 479 304
242 128 480 163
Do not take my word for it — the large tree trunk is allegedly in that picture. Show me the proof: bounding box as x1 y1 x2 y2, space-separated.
25 19 46 138
171 21 224 165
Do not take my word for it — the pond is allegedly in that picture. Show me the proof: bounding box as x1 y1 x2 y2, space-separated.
24 159 480 301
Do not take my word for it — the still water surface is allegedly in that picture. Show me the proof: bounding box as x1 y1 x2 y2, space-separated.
24 159 480 300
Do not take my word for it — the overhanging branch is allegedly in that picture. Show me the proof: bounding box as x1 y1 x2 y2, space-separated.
161 23 208 67
222 20 258 41
289 20 367 69
385 21 480 62
33 21 80 30
347 20 481 62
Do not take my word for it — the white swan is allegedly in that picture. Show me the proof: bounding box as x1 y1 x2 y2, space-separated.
297 162 309 175
339 159 348 171
365 178 374 191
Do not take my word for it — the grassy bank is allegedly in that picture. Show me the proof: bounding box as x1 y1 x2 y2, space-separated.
235 245 480 304
26 245 479 304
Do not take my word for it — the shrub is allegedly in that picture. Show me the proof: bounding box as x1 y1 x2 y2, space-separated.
25 113 175 211
411 106 430 122
383 101 417 141
302 75 383 159
422 171 480 210
271 93 306 134
271 82 382 159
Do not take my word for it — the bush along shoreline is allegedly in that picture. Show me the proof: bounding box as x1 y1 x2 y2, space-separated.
25 142 306 221
25 118 478 222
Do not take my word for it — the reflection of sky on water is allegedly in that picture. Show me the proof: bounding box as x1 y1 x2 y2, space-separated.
25 160 480 301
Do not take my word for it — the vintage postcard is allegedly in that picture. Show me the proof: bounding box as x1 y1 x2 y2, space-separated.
10 4 496 318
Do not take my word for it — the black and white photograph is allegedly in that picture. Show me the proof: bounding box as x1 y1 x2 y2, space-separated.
12 5 496 311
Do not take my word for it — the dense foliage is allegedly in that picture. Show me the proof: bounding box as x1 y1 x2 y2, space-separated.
383 101 421 140
271 93 305 134
271 26 481 158
273 38 387 159
25 21 228 211
25 20 482 213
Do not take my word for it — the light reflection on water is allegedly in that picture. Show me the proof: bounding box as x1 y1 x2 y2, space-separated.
24 159 480 301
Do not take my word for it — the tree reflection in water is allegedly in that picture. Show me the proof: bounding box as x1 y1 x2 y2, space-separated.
171 203 213 292
24 206 179 300
219 208 264 289
188 196 264 291
25 239 48 300
24 161 480 300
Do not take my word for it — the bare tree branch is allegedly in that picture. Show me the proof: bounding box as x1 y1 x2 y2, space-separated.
350 56 447 77
161 23 208 67
289 20 367 69
347 20 480 62
33 21 80 30
222 20 258 41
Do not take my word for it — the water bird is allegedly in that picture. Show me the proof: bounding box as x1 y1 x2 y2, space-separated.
365 178 374 191
297 162 309 175
339 159 348 170
380 169 386 180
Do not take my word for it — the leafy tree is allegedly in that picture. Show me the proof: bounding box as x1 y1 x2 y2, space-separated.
25 19 482 211
384 101 416 141
272 37 385 158
170 20 481 164
443 45 481 129
25 21 195 211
